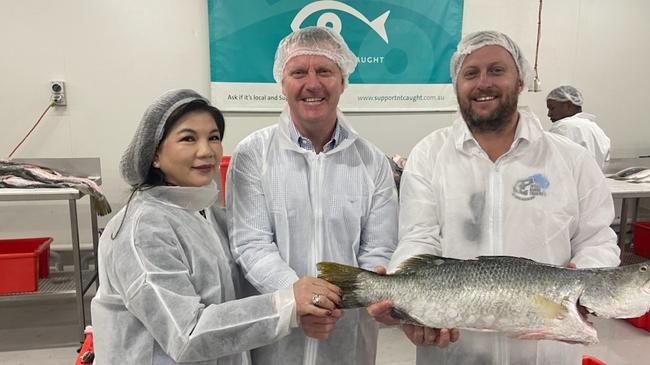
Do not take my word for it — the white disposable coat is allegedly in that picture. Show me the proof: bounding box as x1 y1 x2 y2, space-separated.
549 112 611 170
91 181 296 365
390 109 620 365
227 108 398 365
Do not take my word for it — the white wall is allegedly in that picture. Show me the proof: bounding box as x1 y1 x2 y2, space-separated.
1 0 649 245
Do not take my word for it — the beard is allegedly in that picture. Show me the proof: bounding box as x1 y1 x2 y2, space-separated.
458 85 519 133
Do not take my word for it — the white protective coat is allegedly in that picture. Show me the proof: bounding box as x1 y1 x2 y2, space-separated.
549 112 611 170
227 108 398 365
390 108 620 365
91 181 295 364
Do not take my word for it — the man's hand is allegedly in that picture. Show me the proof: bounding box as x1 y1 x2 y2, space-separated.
366 266 401 325
402 325 460 347
301 310 344 340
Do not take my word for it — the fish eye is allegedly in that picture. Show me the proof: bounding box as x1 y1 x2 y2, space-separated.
640 265 648 272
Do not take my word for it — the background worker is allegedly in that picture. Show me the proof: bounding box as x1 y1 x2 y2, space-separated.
546 85 611 170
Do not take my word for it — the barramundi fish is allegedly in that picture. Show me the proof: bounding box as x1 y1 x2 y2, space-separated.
0 160 111 216
317 255 650 344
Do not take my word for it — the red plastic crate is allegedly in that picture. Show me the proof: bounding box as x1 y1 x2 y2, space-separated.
219 155 231 205
582 355 607 365
0 237 52 294
632 221 650 259
625 310 650 332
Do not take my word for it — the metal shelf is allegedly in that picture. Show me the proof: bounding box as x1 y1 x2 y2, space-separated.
0 270 96 302
0 157 102 341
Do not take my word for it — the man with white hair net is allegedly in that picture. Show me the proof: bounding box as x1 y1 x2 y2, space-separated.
380 31 620 365
546 85 611 170
227 26 398 364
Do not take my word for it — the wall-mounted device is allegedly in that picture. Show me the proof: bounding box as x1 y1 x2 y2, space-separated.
50 81 66 106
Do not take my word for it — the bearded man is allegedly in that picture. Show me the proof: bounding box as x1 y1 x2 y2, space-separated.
379 30 620 365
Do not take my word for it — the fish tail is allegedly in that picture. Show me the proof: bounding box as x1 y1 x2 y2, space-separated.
92 196 112 216
317 262 372 308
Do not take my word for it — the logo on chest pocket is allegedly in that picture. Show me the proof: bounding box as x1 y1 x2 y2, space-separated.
512 173 550 201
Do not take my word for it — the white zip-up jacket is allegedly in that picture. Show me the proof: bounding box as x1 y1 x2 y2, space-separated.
390 108 620 365
91 182 296 365
549 112 611 170
227 107 398 365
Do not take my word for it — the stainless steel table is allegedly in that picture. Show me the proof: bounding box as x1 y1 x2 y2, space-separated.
604 158 650 250
0 158 102 338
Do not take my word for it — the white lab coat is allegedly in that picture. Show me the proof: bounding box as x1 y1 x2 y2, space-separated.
91 181 295 364
549 112 611 170
227 107 398 365
390 109 620 365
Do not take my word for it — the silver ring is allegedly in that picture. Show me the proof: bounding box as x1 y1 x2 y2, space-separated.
311 293 321 307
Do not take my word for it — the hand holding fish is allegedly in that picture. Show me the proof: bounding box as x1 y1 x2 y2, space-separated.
293 276 342 316
402 325 460 347
365 266 460 347
366 267 400 325
300 311 344 340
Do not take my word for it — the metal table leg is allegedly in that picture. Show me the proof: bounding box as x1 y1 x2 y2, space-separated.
90 198 99 289
68 198 86 338
618 198 629 252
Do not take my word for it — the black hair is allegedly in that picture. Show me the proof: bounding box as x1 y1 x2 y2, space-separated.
111 100 225 239
143 100 225 187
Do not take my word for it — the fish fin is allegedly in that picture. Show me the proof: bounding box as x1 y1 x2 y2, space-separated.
317 262 372 308
395 254 460 274
477 256 540 264
530 293 568 320
390 308 424 326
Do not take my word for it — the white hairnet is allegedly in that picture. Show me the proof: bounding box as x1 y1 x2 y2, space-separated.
272 26 358 85
450 30 533 89
546 85 584 106
120 89 210 186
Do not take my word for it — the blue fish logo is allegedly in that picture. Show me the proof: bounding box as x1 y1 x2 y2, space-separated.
291 1 390 43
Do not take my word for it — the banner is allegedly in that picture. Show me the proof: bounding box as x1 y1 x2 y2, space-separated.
208 0 464 111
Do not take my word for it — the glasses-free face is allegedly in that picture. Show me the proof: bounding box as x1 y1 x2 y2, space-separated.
456 45 522 133
546 99 576 122
153 111 222 187
282 54 345 131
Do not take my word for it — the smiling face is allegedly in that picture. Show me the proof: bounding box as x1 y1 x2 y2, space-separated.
281 54 345 132
456 45 522 133
153 111 222 187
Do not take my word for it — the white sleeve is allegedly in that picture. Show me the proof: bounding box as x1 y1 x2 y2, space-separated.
227 139 300 293
569 155 620 268
113 217 294 362
357 153 399 271
388 142 442 273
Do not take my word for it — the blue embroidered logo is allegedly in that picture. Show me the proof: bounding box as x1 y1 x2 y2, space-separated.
512 173 550 201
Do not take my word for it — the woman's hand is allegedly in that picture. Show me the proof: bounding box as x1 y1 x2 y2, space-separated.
293 276 344 339
293 276 342 317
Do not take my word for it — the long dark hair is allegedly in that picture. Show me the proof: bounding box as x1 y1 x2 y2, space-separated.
111 100 225 239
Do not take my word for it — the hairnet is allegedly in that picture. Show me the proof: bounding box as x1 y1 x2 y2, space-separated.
450 30 533 89
272 26 358 85
546 85 584 106
120 89 211 186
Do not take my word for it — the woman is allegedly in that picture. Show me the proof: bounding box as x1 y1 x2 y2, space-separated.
91 89 341 364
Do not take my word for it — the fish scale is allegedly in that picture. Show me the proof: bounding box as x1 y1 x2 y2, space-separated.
318 255 650 344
